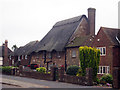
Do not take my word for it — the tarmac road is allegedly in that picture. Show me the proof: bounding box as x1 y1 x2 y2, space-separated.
1 74 112 89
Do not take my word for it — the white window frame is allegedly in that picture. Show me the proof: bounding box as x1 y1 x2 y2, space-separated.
18 56 21 61
22 55 24 59
42 52 45 59
96 47 106 56
48 52 52 59
12 59 14 65
98 66 109 74
72 50 76 58
9 55 11 60
57 52 61 58
25 55 27 60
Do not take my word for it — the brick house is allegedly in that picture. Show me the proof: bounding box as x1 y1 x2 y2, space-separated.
91 27 120 76
30 8 96 70
8 40 39 66
0 40 12 66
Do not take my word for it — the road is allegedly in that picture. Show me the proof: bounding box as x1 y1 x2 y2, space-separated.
1 74 112 88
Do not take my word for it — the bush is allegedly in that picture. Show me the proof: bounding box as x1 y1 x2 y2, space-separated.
79 46 100 81
76 68 82 77
100 74 113 84
36 67 46 73
2 66 15 75
66 65 79 76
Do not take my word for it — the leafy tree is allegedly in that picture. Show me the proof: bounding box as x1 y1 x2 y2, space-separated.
79 46 100 81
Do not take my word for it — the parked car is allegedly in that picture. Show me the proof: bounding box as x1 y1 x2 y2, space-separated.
27 64 39 69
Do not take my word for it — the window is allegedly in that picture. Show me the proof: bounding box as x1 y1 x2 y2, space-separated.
18 56 21 61
42 52 45 59
57 52 61 58
98 66 109 74
9 55 11 60
48 52 52 59
25 55 27 60
12 59 14 65
72 50 76 57
96 47 106 56
22 55 24 59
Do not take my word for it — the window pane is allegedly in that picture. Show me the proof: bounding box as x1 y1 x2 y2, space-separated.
103 67 105 73
72 50 76 57
98 66 100 73
57 52 61 58
100 67 102 73
107 66 109 73
103 48 106 54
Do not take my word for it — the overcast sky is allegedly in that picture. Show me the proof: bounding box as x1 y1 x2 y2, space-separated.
0 0 119 49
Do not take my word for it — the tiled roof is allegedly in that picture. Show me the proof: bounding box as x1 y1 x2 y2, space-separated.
101 27 120 46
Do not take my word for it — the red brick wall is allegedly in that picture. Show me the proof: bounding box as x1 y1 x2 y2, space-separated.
92 29 114 75
113 46 120 67
3 40 9 66
21 55 30 66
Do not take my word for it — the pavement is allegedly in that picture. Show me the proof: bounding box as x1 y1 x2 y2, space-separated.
0 74 113 89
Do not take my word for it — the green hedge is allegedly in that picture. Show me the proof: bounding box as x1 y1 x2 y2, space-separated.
36 67 47 73
100 74 113 84
1 66 17 75
79 46 100 81
66 65 79 76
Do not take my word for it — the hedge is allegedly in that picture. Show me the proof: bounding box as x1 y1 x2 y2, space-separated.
79 46 100 81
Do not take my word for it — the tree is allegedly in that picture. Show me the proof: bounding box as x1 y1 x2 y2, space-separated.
79 46 100 81
12 45 18 51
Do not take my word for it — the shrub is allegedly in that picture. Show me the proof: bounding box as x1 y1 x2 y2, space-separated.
95 78 100 84
100 74 113 84
76 68 82 77
79 46 100 81
66 65 79 76
36 67 46 73
2 66 15 75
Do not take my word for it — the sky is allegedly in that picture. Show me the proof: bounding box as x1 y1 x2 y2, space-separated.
0 0 119 50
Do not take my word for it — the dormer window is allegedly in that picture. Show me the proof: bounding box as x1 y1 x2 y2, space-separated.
18 56 21 61
48 52 52 59
57 52 61 58
42 51 45 59
9 55 11 60
25 55 27 60
22 55 24 59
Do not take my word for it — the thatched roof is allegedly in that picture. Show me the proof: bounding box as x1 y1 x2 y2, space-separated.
35 15 88 52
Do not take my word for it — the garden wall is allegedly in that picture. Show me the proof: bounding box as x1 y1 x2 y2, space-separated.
58 67 93 86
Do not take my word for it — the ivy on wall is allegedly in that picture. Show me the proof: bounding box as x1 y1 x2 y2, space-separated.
79 46 100 80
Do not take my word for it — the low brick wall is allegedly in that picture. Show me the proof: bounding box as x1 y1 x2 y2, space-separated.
19 65 57 81
63 74 86 85
58 67 93 86
21 71 52 81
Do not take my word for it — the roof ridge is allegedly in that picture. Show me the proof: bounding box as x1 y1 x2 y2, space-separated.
53 15 86 27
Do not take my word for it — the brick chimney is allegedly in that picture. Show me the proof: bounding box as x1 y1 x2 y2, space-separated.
88 8 96 36
3 40 9 66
